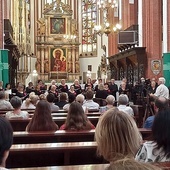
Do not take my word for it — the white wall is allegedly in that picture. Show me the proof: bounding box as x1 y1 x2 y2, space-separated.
162 0 167 53
138 0 143 47
79 34 108 81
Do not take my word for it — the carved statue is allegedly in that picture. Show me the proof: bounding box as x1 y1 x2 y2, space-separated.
35 58 41 73
71 19 77 35
62 3 72 14
75 61 80 73
100 55 107 74
36 18 46 36
68 62 72 73
44 3 53 13
44 60 49 73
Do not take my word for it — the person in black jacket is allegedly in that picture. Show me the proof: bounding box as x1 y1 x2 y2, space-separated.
109 79 118 100
95 83 108 99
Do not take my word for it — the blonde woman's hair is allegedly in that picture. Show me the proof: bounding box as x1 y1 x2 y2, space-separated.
95 108 142 162
25 94 39 107
98 83 104 90
107 158 161 170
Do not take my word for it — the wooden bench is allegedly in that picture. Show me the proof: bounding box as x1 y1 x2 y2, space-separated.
7 142 105 168
13 130 95 144
0 109 67 114
9 116 100 131
10 164 109 170
130 105 145 128
9 161 170 170
139 128 152 140
12 128 151 144
0 112 102 118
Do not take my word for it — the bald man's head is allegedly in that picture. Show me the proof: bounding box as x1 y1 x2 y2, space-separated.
155 96 169 111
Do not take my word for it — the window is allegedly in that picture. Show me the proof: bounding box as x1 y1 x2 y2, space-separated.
82 0 97 55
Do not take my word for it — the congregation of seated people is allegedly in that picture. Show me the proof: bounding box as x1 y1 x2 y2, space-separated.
0 76 170 169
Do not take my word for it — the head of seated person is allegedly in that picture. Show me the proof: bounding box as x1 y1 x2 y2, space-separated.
98 83 104 91
118 94 129 106
0 91 13 110
26 100 59 132
0 91 5 100
10 96 22 110
95 107 142 162
68 93 76 103
60 102 95 130
76 94 85 105
6 96 29 119
154 96 169 113
46 93 55 103
24 92 39 107
59 92 68 102
85 90 94 100
39 94 46 100
106 95 115 107
0 117 13 168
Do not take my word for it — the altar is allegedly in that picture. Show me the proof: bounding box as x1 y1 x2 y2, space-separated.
35 0 80 82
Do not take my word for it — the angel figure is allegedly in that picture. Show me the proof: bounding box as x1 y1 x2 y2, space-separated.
37 18 46 36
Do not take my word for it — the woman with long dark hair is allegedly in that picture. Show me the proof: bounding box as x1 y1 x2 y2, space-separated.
136 107 170 162
26 100 58 132
60 101 95 130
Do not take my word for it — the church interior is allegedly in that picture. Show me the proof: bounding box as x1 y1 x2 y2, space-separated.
1 1 170 170
1 0 170 87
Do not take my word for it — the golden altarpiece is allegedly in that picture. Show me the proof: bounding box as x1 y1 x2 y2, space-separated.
36 1 80 82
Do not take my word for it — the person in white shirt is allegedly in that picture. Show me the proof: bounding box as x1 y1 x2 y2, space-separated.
117 94 134 117
0 91 13 110
99 95 115 113
150 77 169 99
83 90 99 111
6 96 29 119
76 94 88 113
46 93 59 112
21 92 39 109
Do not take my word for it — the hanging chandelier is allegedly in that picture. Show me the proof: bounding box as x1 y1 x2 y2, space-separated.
95 0 121 35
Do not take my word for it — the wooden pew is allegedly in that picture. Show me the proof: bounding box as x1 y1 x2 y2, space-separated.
7 142 105 168
130 105 145 128
0 109 67 115
10 162 170 170
9 116 100 131
29 112 101 117
139 128 152 140
13 130 95 144
0 109 35 114
0 112 102 118
12 128 151 144
11 164 109 170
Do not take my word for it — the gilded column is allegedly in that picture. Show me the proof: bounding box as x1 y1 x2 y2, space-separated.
67 49 72 73
75 48 80 75
72 47 76 74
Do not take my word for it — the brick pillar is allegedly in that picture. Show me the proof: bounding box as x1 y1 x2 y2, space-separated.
142 0 162 78
0 0 3 48
168 0 170 51
108 1 138 57
108 7 119 56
